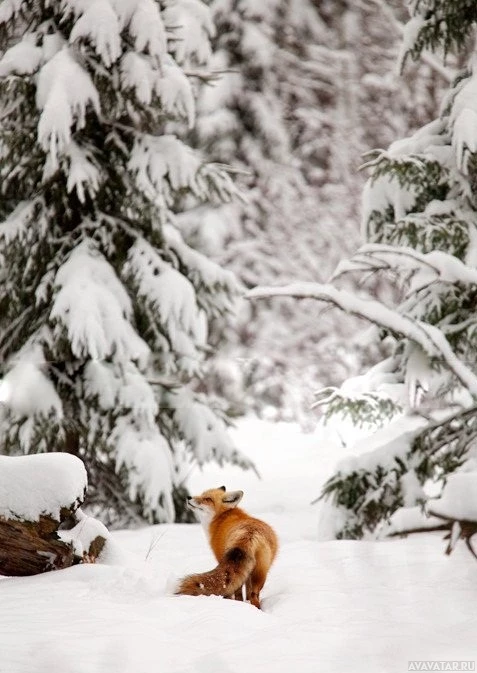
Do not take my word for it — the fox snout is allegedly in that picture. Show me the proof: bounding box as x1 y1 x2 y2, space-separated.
187 496 207 512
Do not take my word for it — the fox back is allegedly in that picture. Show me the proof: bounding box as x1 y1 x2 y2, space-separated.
176 486 278 609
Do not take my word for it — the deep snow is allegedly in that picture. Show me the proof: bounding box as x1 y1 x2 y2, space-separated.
1 417 476 673
0 452 86 522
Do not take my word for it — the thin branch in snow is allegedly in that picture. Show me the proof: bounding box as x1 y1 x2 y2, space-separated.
145 531 167 561
183 68 239 84
441 317 477 335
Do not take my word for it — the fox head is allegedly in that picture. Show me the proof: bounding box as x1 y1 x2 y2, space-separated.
187 486 244 525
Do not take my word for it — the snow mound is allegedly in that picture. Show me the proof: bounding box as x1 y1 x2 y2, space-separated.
382 505 445 537
428 472 477 521
0 453 87 522
58 509 136 566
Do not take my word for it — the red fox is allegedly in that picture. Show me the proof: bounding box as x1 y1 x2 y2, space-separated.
175 486 278 609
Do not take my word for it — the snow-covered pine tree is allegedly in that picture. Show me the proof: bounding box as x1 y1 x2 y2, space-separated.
0 0 252 526
249 0 477 538
179 0 445 422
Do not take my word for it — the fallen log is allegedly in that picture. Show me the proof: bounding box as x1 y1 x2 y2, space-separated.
0 452 89 576
0 516 75 575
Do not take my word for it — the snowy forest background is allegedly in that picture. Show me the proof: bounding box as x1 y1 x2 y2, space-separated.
1 0 477 544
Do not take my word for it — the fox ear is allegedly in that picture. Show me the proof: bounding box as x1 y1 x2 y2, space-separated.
218 485 226 492
222 490 243 507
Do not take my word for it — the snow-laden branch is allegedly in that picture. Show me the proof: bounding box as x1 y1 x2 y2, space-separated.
51 239 150 364
37 48 100 168
364 0 454 83
333 243 477 285
247 282 477 395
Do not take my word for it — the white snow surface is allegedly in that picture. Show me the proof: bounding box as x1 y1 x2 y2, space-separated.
0 452 87 522
0 417 476 672
428 472 477 522
58 509 134 566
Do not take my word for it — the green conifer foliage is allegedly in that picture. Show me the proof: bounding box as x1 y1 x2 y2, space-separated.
249 0 477 538
0 0 251 526
319 0 477 538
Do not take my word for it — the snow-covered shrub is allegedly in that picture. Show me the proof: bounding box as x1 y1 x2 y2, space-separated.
0 0 252 526
250 0 477 538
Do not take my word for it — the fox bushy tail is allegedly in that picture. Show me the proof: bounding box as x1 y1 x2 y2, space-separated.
176 546 255 598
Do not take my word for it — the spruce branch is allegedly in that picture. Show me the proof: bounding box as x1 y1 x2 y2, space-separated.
363 0 454 82
247 282 477 395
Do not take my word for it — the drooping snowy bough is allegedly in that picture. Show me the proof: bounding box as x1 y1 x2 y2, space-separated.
0 452 98 576
249 1 477 540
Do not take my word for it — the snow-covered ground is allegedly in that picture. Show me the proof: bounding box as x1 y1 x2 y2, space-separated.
1 417 476 673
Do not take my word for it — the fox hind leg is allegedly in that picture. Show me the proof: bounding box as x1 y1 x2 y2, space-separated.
247 568 267 609
245 577 252 602
225 585 244 600
233 585 244 601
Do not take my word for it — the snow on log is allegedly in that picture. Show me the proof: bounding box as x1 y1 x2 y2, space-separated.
0 453 87 522
58 510 109 563
0 453 88 576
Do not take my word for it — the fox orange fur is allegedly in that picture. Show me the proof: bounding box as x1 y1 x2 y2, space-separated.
175 487 278 609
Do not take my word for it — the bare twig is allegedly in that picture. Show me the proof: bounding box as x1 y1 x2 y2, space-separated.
145 531 166 561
